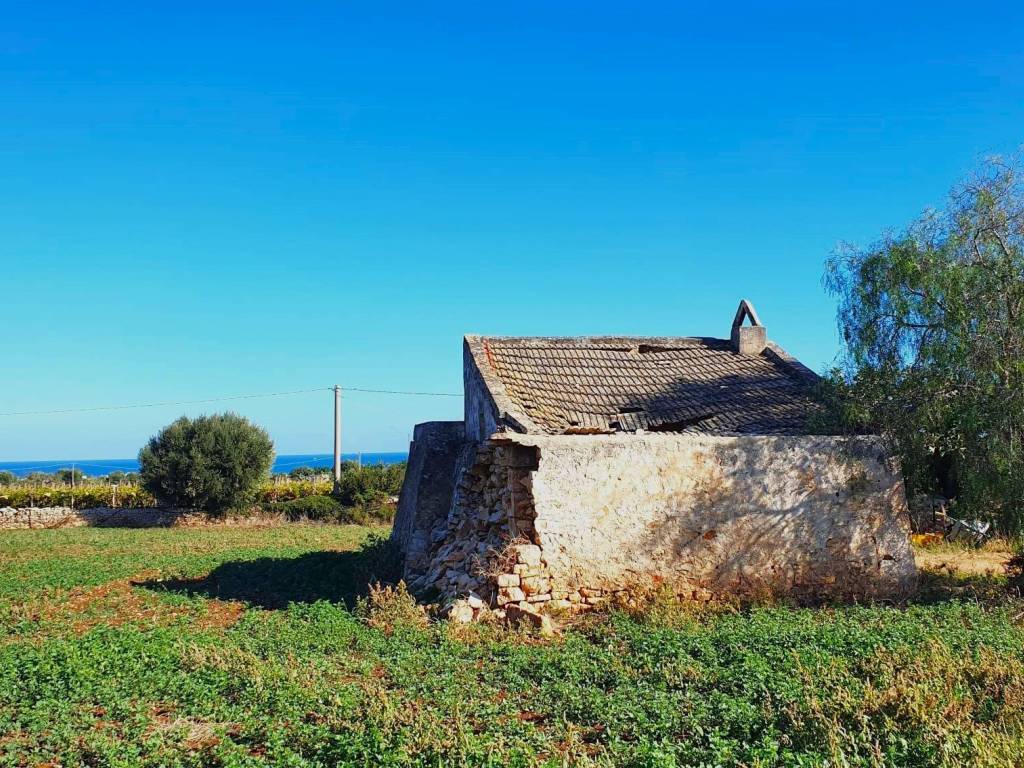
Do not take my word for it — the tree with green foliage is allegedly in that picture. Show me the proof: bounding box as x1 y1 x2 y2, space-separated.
106 470 127 484
824 156 1024 532
0 471 15 486
139 413 274 514
55 467 85 485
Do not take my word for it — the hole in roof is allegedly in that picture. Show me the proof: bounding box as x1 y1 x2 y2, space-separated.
637 344 668 354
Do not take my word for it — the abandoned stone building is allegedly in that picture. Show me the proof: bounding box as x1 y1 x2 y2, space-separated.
393 301 917 619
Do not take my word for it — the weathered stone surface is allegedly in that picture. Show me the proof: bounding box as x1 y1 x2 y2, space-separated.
399 426 917 619
0 506 207 529
521 433 916 599
391 421 467 581
447 599 476 623
512 544 542 566
497 586 526 606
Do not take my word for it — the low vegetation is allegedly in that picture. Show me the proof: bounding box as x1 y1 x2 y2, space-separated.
0 462 406 524
0 525 1022 766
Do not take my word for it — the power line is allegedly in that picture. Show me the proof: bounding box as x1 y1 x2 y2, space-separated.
0 384 462 418
344 387 462 397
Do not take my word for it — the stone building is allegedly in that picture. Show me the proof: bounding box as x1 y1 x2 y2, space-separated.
393 301 916 618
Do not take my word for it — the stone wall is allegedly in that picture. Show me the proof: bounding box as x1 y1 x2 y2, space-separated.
399 431 917 616
521 433 916 601
404 440 539 604
463 340 501 442
1 506 183 529
391 421 467 579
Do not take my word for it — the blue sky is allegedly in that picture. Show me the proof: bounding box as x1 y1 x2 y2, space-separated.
2 1 1022 460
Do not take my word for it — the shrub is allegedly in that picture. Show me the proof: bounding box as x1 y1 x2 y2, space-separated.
271 494 343 521
106 470 127 484
287 466 325 480
0 471 15 486
139 413 274 515
355 581 428 634
334 464 404 507
55 467 85 485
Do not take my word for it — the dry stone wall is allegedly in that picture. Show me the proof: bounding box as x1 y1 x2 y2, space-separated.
401 431 917 619
406 441 540 607
1 506 183 529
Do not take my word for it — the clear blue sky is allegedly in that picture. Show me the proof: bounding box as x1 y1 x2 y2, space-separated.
2 1 1022 460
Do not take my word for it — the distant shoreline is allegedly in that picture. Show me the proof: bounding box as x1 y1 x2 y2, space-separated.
0 452 409 478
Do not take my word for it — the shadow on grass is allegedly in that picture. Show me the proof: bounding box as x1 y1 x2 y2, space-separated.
135 536 401 610
910 566 1014 606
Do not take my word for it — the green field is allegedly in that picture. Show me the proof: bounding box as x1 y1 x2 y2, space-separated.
1 526 1022 767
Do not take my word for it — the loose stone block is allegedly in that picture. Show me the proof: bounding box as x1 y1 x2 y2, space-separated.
512 544 542 566
497 586 526 606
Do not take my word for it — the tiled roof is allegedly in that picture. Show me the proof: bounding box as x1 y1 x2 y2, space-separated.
475 336 821 436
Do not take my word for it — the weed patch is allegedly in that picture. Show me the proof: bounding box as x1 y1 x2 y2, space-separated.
0 528 1022 766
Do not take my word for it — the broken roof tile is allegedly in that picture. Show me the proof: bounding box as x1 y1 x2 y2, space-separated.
473 335 822 436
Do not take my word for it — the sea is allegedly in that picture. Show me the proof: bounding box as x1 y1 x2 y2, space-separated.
0 452 408 478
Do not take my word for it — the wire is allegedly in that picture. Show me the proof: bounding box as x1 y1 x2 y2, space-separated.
344 387 462 397
0 384 462 418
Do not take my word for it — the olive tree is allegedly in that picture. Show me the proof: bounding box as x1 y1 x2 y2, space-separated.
139 413 274 514
824 156 1024 531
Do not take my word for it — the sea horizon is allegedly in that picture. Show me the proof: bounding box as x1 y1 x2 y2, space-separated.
0 452 408 478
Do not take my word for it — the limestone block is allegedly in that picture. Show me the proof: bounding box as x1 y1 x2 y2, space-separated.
512 544 542 566
497 586 526 606
513 564 543 577
520 576 551 596
447 600 475 623
505 604 556 636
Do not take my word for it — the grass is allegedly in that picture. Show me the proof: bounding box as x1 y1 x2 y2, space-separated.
0 528 1023 767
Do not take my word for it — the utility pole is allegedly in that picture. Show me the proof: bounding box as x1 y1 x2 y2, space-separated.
333 385 342 491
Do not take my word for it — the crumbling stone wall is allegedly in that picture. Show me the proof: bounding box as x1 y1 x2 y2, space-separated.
392 421 466 578
397 431 917 617
405 441 540 605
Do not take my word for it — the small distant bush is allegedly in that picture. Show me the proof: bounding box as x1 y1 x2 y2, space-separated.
288 466 324 480
55 467 85 485
106 470 127 484
0 471 15 486
272 494 344 521
139 413 274 515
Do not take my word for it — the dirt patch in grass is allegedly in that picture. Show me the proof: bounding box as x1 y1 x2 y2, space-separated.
196 599 246 630
11 571 246 637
